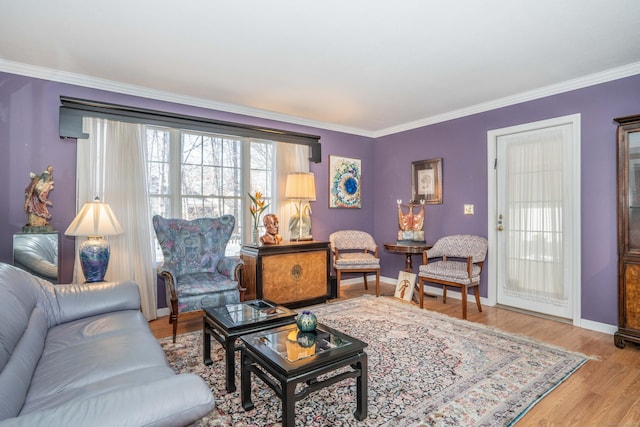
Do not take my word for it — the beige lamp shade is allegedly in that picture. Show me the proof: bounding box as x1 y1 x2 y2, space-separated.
64 197 123 237
285 172 316 201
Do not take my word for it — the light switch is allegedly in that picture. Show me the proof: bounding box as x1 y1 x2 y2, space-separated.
464 204 474 215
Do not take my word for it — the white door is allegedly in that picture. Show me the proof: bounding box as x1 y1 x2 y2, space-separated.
487 114 581 321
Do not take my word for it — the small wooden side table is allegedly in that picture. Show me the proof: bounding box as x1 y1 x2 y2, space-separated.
383 242 431 273
384 242 432 302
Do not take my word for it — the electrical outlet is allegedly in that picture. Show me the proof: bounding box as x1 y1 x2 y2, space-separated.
464 204 474 215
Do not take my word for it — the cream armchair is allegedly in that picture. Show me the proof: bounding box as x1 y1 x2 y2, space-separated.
329 230 380 298
418 234 487 319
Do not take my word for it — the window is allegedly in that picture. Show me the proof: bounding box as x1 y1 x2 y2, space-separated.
146 126 274 256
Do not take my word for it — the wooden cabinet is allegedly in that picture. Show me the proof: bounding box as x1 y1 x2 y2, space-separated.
615 114 640 348
240 241 330 308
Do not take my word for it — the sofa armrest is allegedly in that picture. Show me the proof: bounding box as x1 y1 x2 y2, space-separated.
51 280 141 325
0 374 214 427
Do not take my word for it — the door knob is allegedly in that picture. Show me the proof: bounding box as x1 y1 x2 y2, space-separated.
497 225 504 231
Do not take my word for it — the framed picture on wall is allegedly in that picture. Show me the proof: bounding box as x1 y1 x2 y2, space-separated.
329 155 362 208
411 158 443 204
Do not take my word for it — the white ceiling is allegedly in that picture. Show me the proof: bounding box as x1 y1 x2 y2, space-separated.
2 0 640 137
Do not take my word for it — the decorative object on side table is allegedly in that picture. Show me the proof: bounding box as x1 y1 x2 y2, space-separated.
286 172 316 241
296 310 317 332
23 165 55 232
397 199 426 243
260 213 282 245
64 197 123 282
248 191 269 244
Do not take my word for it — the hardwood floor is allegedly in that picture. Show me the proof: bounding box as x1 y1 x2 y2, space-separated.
149 282 640 426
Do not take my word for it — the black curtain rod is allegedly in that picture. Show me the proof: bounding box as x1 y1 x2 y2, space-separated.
59 96 322 162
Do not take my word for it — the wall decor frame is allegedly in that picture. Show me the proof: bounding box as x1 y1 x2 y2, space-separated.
411 158 443 204
329 155 362 208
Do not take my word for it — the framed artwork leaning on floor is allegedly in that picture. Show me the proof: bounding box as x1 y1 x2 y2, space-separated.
394 271 417 302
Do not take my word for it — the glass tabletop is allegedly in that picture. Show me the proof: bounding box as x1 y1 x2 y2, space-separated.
204 300 296 330
257 328 351 362
250 325 352 363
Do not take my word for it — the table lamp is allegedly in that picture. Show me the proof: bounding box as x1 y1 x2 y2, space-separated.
285 172 316 241
64 197 123 282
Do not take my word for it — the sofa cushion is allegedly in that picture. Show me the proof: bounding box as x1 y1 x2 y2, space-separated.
21 310 170 414
3 374 214 427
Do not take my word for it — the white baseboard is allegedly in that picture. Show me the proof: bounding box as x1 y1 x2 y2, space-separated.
379 275 616 335
578 318 617 335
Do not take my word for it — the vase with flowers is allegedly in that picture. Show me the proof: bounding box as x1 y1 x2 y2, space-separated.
248 191 269 243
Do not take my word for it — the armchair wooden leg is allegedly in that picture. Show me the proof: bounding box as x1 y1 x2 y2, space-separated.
171 313 178 343
474 287 482 312
375 271 380 297
419 278 424 308
443 286 448 304
170 298 179 343
337 271 342 298
362 273 369 290
461 286 468 320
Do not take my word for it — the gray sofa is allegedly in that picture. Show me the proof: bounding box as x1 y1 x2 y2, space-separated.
0 262 214 426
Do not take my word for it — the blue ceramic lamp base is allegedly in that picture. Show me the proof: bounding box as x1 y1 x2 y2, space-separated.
79 237 110 282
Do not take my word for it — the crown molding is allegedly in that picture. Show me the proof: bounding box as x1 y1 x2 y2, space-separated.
0 59 374 138
373 61 640 138
2 59 638 139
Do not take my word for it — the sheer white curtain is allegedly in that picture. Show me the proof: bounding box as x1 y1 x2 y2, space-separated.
275 143 310 241
75 117 157 320
503 125 568 304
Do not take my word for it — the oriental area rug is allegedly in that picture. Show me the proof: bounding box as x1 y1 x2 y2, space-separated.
159 295 588 426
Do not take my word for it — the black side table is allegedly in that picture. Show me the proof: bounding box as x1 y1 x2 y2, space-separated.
202 300 297 393
240 323 368 426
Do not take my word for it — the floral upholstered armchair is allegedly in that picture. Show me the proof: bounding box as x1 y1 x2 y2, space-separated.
153 215 244 342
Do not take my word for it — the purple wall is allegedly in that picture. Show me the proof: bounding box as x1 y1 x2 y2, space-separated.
1 69 638 325
0 71 373 294
374 74 640 325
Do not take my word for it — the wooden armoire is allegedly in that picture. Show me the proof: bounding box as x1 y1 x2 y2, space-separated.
614 114 640 348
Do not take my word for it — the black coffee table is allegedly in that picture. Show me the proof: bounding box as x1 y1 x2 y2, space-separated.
240 323 368 426
203 299 297 393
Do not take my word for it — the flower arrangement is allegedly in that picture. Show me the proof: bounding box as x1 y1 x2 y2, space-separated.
248 191 269 230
